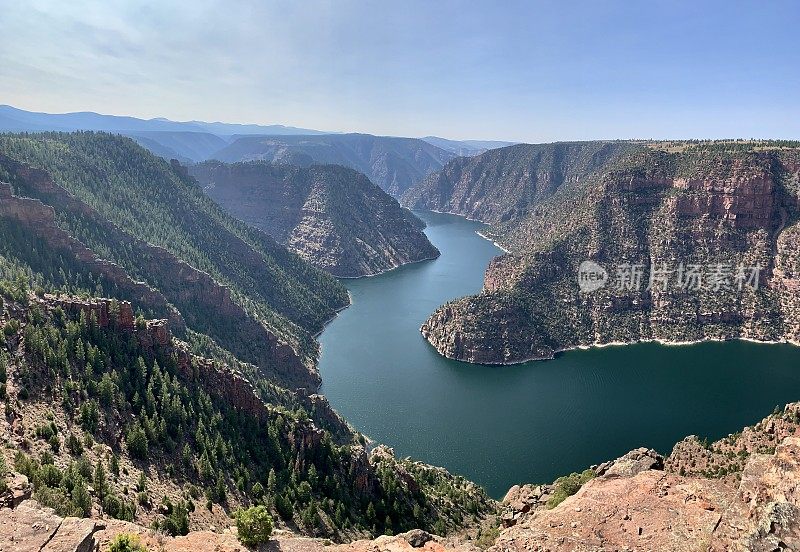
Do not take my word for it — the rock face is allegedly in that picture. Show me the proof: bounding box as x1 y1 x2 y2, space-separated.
0 500 99 552
420 144 800 364
494 470 734 551
492 404 800 551
402 141 638 223
594 447 664 478
211 133 456 197
190 161 440 277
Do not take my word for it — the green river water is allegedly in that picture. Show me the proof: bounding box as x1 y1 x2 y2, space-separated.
318 210 800 498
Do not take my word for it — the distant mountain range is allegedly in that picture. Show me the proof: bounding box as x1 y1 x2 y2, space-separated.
211 133 456 196
420 136 517 156
0 105 512 196
0 104 327 136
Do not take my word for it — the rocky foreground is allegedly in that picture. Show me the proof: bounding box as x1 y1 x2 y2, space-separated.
6 402 800 551
492 403 800 551
0 494 479 552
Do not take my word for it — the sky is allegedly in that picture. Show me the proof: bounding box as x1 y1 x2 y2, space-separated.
1 0 798 142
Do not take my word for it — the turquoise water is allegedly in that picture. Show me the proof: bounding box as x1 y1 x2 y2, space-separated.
318 210 800 498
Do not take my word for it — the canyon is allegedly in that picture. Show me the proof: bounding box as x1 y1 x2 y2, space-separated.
3 134 800 552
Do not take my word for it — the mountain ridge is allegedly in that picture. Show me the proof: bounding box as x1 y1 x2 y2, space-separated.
0 131 350 389
189 160 440 277
211 133 456 197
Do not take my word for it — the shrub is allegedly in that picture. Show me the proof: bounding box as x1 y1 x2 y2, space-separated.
160 500 189 536
109 533 148 552
36 463 63 488
0 455 8 493
126 424 148 460
66 433 84 456
14 451 39 480
546 469 595 509
235 505 273 546
2 319 20 337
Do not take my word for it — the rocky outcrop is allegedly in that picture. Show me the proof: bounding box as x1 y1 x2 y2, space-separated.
499 449 664 530
1 498 476 552
420 145 800 364
189 161 440 277
493 469 734 551
338 531 479 551
0 500 100 552
56 516 478 552
492 404 800 551
0 473 32 509
594 447 664 478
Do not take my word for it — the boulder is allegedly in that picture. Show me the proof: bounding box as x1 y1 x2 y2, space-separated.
403 529 433 547
0 500 98 552
595 447 664 478
0 472 32 508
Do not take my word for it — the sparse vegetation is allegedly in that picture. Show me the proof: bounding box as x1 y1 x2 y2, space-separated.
109 533 148 552
235 505 274 546
546 469 595 509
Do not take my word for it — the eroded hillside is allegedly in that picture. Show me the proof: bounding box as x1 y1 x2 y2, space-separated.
190 161 439 277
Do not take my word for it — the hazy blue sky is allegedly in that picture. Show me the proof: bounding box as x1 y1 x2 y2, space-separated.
1 0 798 141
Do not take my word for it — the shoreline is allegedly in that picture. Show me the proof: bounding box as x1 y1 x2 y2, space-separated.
333 250 441 280
313 291 353 338
415 208 512 254
425 334 800 366
475 230 511 253
423 207 485 222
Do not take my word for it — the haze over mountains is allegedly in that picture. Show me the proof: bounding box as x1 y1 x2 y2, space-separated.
0 104 327 137
0 105 511 196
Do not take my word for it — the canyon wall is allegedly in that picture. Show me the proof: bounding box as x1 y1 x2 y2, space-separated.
421 146 800 364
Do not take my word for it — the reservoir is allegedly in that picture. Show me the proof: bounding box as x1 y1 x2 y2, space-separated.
318 210 800 498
